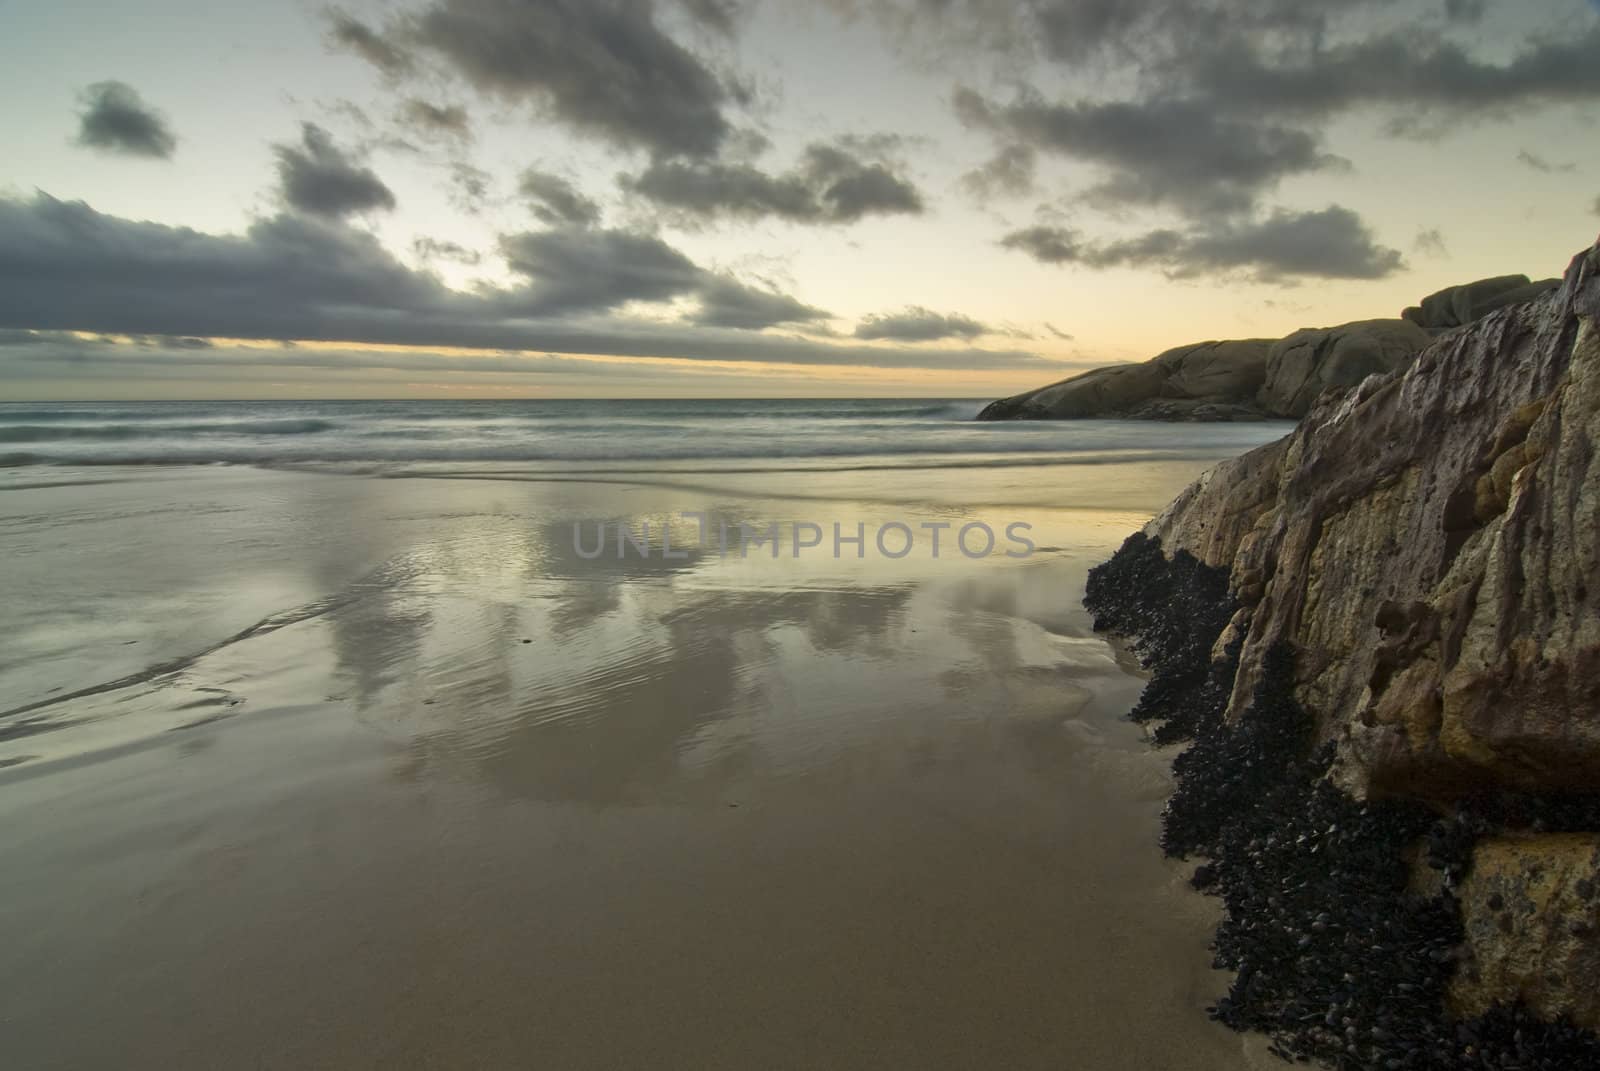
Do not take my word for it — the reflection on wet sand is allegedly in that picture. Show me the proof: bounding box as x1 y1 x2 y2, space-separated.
0 463 1268 1071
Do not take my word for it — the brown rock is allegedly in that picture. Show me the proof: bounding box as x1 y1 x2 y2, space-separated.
1453 835 1600 1029
1142 239 1600 797
1257 319 1431 418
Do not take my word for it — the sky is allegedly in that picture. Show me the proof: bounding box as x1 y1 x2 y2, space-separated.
1 0 1597 400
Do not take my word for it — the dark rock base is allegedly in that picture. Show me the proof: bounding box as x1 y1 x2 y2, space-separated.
1085 534 1600 1070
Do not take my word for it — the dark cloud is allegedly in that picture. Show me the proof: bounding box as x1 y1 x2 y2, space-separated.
74 82 177 159
960 143 1037 200
1516 149 1575 174
328 13 417 77
275 124 398 218
674 0 743 35
497 227 703 315
1179 25 1600 127
520 170 603 227
958 87 1338 217
1443 0 1486 21
413 237 483 264
405 0 735 158
1002 206 1404 283
624 141 924 223
0 194 1044 370
400 98 472 139
690 277 831 329
1043 322 1074 342
855 307 989 342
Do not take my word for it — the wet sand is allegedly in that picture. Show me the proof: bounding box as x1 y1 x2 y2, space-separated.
0 459 1274 1069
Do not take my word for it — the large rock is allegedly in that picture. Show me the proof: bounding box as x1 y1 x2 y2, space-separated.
1147 240 1600 797
1404 274 1562 331
976 339 1274 421
1256 318 1431 418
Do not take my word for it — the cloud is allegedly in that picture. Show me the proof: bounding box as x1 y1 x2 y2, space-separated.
74 82 177 159
957 87 1338 217
400 99 472 140
1043 322 1074 342
960 144 1037 200
275 124 398 218
401 0 737 158
624 141 924 223
690 277 832 329
1002 206 1405 283
413 236 482 264
674 0 743 35
1413 227 1449 257
328 13 417 77
0 193 1047 371
1516 149 1575 174
520 170 603 227
854 307 989 342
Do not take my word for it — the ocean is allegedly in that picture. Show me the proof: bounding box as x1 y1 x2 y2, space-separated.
0 398 1288 469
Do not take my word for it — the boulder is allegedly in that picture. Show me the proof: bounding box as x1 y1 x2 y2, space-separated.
1404 275 1562 331
1257 318 1430 418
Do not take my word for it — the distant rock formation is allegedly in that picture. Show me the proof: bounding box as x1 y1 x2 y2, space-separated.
1084 239 1600 1063
980 272 1561 423
1403 274 1562 333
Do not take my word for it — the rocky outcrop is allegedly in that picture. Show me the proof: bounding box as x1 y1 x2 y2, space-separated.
1085 239 1600 1064
983 272 1559 423
1146 242 1600 800
975 339 1275 422
1257 319 1431 418
1404 275 1563 333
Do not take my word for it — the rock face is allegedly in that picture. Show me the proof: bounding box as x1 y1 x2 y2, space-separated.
1454 835 1600 1028
1102 240 1600 1044
983 272 1560 423
1147 242 1600 800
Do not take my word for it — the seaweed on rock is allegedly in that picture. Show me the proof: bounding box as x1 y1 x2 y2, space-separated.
1085 532 1600 1071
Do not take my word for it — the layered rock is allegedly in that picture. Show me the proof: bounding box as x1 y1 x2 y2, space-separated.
1087 239 1600 1057
1146 241 1600 800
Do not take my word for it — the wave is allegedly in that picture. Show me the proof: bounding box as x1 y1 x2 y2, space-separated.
0 419 339 443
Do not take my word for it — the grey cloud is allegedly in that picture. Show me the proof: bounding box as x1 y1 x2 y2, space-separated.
958 87 1337 217
690 277 832 329
520 170 603 227
1443 0 1486 21
855 307 989 342
960 144 1037 200
1002 206 1405 283
674 0 743 34
0 194 1044 370
400 99 472 139
624 141 924 223
408 0 735 158
74 82 177 159
1180 24 1600 125
1414 227 1449 257
413 236 483 264
1516 149 1575 174
1043 323 1074 342
275 124 398 218
328 13 417 76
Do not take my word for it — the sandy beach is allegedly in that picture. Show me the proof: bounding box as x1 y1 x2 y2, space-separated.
0 433 1285 1070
